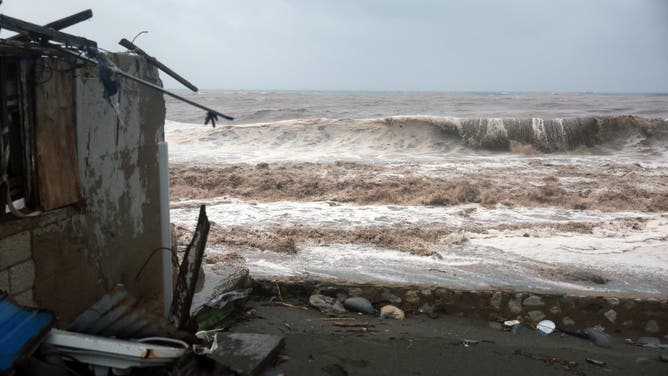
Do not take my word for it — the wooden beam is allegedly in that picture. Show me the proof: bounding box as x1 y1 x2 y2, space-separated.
0 13 97 49
8 9 93 42
170 205 210 329
119 38 199 92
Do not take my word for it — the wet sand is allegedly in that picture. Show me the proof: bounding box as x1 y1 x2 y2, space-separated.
229 299 667 375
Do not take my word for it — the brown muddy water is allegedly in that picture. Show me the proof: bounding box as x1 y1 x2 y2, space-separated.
167 92 668 298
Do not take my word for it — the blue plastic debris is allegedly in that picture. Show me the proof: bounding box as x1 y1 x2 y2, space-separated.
0 293 55 371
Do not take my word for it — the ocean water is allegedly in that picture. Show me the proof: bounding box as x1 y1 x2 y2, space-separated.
166 91 668 124
165 91 668 162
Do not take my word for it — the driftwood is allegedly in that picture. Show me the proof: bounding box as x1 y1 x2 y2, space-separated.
8 9 93 42
119 38 199 92
170 205 210 329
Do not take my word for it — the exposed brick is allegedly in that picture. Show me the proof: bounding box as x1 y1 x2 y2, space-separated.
13 288 35 307
0 231 31 269
0 269 8 292
9 259 35 293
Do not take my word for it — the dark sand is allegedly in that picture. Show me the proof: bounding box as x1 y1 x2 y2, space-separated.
231 299 667 376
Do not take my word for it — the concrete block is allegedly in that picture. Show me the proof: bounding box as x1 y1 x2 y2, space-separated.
12 288 35 307
0 231 31 269
9 259 35 293
0 269 9 292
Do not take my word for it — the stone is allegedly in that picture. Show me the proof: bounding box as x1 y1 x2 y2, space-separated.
527 310 545 322
207 333 284 376
309 294 346 314
488 321 502 330
508 298 522 314
380 305 405 320
622 320 634 327
0 232 31 270
8 259 35 294
604 309 617 323
584 327 612 348
12 289 35 307
637 337 661 347
561 316 575 327
660 354 668 363
343 297 375 314
0 269 9 292
644 320 659 334
380 289 402 304
548 305 561 315
348 288 363 297
605 297 619 306
523 295 544 307
490 292 503 310
404 290 420 306
418 303 434 315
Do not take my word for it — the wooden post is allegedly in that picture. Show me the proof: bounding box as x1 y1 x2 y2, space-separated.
0 13 97 49
169 205 210 329
8 9 93 42
119 38 199 92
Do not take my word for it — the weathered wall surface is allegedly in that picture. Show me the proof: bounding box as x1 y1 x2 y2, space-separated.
0 53 166 324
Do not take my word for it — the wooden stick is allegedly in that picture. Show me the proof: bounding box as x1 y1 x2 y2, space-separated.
0 13 96 49
8 9 93 42
119 38 199 92
333 322 373 328
274 301 309 310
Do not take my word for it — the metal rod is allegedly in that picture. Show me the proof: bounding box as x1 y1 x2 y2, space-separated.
58 47 233 121
119 38 199 92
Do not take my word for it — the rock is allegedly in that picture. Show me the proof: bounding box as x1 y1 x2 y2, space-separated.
562 316 575 327
660 354 668 363
488 321 502 330
343 297 375 314
490 292 503 310
380 305 405 320
309 294 346 314
504 320 520 327
605 297 619 306
523 295 544 307
527 310 545 322
508 298 522 314
207 333 284 376
404 290 420 305
604 309 617 323
418 303 434 315
380 289 402 304
644 320 660 334
584 327 612 348
536 320 556 335
637 336 661 347
548 305 561 315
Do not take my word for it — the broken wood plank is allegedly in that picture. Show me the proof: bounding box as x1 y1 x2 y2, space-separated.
170 205 210 329
34 58 81 211
119 38 199 92
8 9 93 42
333 322 374 328
0 13 97 49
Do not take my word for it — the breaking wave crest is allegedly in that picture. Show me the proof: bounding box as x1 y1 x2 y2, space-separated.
168 115 667 156
383 115 666 153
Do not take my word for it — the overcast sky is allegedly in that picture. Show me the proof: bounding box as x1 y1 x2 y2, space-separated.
2 0 667 92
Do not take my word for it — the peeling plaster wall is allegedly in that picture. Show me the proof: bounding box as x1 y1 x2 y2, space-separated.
1 54 167 324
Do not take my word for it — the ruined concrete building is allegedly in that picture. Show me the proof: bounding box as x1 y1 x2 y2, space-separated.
0 46 172 324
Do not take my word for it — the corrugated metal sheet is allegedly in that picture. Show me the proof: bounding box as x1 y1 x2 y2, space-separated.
0 293 55 371
68 286 186 340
